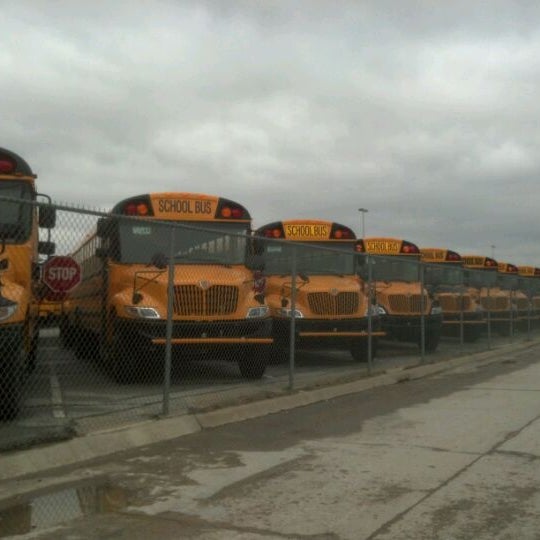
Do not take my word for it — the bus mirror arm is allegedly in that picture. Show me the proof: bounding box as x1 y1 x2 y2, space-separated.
150 252 168 270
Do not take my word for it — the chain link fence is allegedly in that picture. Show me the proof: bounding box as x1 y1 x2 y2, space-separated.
1 198 539 454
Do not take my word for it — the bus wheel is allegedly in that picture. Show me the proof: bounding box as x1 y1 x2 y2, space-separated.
60 316 77 349
269 342 288 364
350 339 376 362
463 327 481 343
238 347 267 379
24 315 39 373
0 342 25 421
107 333 135 383
350 341 368 362
424 332 440 353
27 329 39 374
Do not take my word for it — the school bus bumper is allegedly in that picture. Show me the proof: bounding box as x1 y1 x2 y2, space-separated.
116 318 273 347
152 337 273 345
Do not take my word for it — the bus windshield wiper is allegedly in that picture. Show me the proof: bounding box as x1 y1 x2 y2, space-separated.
322 271 345 277
176 256 232 268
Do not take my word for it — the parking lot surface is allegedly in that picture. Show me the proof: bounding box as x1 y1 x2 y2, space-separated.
1 339 539 539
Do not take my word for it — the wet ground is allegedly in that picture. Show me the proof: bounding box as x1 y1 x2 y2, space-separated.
1 341 539 539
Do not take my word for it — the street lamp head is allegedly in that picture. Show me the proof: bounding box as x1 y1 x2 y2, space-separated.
358 208 368 238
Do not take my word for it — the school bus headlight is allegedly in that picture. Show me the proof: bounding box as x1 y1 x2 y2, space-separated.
280 308 304 318
0 298 17 321
246 306 269 318
367 304 386 316
124 306 161 319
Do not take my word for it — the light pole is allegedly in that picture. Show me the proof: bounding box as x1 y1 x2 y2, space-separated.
358 208 368 238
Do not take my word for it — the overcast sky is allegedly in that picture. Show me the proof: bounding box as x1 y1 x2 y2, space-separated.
3 1 540 265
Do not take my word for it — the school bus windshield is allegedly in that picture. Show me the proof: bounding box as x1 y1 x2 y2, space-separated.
0 180 33 242
463 269 497 288
264 242 355 276
117 221 250 265
370 257 419 282
497 274 519 290
424 265 463 286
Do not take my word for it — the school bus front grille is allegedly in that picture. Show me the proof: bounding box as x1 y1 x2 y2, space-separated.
387 294 425 314
307 292 359 316
480 297 509 310
438 296 472 312
173 285 239 316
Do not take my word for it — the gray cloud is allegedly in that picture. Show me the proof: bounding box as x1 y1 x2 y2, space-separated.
2 1 540 265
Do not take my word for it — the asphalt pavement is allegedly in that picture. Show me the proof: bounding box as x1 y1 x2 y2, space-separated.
1 338 539 538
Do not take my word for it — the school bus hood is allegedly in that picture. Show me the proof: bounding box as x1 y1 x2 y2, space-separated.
373 281 431 315
264 274 366 317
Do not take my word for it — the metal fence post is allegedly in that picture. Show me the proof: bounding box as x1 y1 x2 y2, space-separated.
367 253 373 375
527 285 532 341
509 289 514 343
486 286 492 350
288 246 297 391
162 226 175 416
420 262 425 363
459 286 464 349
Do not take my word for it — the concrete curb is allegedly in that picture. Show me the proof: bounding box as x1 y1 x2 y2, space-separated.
1 339 537 482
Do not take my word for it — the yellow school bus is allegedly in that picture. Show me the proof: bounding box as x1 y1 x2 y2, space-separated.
461 255 515 335
0 147 55 419
497 262 529 328
362 238 443 351
420 248 484 342
517 266 540 323
36 290 65 327
254 220 384 362
64 192 272 381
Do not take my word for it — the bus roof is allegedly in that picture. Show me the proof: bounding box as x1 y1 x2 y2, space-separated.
0 147 34 176
461 255 498 270
363 237 420 256
497 261 518 274
517 266 540 277
255 220 356 241
110 193 251 222
420 248 462 264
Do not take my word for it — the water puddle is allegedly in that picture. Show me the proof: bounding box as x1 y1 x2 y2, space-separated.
0 478 128 537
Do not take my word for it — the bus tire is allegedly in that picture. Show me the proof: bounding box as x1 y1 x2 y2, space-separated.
27 328 39 374
0 341 25 421
463 326 481 343
106 332 134 383
424 332 440 353
60 316 77 349
238 347 267 379
269 342 288 364
350 338 377 362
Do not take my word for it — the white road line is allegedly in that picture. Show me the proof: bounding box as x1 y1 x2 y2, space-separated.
49 368 66 419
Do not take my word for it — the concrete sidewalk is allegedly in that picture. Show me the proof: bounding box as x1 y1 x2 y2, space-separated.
1 338 538 484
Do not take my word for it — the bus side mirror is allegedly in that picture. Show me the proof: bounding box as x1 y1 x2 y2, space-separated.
96 247 109 259
38 241 55 256
39 205 56 229
32 262 41 280
246 254 265 271
150 252 168 270
97 218 111 238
